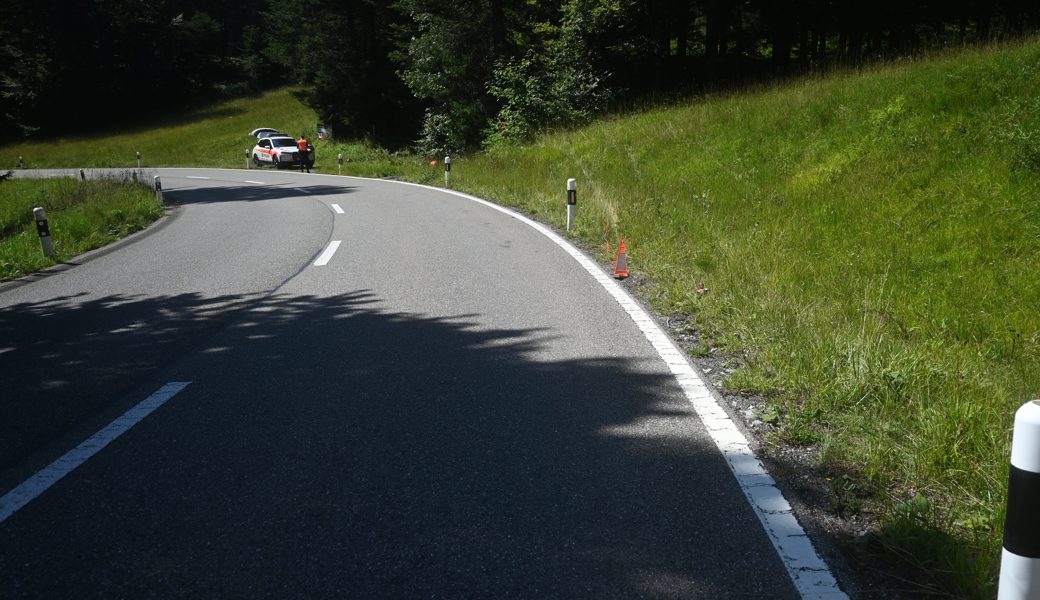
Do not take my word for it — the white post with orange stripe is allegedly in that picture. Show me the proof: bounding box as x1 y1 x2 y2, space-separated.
1000 400 1040 599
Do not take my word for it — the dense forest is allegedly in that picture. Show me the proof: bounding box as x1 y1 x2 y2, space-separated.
2 0 1038 151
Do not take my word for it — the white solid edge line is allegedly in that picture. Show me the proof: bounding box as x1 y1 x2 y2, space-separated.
313 240 341 266
0 381 191 524
331 204 344 214
386 179 848 600
185 176 210 180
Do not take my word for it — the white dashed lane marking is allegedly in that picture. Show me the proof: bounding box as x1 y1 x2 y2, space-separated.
0 382 192 524
313 241 341 267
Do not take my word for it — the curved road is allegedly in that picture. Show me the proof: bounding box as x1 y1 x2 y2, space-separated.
0 169 841 598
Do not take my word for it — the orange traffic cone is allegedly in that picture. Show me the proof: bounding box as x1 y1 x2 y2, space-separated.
613 237 629 279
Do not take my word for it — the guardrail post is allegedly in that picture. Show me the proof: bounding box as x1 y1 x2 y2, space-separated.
80 169 85 181
566 178 577 231
999 400 1040 599
33 207 55 258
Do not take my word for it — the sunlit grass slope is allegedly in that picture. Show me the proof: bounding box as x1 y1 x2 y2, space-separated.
0 88 401 173
443 40 1040 597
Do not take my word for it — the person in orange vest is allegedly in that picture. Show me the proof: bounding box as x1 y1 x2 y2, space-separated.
296 134 310 172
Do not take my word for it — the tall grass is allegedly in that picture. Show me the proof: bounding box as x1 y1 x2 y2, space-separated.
439 41 1040 597
0 178 162 280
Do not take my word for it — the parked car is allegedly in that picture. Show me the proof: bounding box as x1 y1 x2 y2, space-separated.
249 127 286 139
252 135 313 169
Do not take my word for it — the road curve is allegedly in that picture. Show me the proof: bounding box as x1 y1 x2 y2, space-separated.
0 168 840 598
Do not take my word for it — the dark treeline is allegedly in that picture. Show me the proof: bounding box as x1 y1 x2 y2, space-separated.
2 1 1038 151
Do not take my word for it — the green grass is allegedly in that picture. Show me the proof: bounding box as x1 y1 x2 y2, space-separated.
0 177 163 280
0 88 416 177
2 40 1039 598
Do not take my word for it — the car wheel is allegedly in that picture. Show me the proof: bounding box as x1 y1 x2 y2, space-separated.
253 154 262 167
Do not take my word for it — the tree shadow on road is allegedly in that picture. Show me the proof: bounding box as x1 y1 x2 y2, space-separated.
0 290 798 598
165 183 358 204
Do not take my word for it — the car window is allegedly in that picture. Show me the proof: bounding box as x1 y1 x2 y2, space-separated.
271 138 297 148
259 140 271 148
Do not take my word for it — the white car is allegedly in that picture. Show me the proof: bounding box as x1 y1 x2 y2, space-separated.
252 136 313 169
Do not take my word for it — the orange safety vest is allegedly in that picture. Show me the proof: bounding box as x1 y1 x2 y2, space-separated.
297 138 308 153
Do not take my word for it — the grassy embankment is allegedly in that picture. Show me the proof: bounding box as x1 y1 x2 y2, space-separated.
0 178 162 280
1 40 1037 597
0 89 402 175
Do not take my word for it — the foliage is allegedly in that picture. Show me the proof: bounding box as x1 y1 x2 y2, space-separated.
0 0 277 137
485 17 608 146
260 1 420 148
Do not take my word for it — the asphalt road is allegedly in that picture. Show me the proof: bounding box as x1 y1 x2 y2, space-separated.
0 168 810 597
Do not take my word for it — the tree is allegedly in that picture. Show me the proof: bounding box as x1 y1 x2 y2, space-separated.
262 0 420 147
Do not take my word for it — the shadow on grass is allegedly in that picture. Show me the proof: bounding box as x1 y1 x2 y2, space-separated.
855 514 998 599
0 289 798 597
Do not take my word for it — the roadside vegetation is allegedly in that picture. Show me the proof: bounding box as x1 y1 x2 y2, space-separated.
1 37 1037 598
0 177 162 281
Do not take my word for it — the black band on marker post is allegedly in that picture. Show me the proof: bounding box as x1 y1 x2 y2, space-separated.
1005 465 1040 559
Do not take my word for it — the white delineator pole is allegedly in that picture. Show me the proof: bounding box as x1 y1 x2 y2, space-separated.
136 151 142 169
338 153 344 176
153 176 163 205
999 399 1040 600
33 207 55 258
566 178 577 231
444 155 451 187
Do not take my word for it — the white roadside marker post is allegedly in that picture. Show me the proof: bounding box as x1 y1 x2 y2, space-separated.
338 153 343 176
444 155 451 187
566 178 577 232
136 151 142 169
153 176 163 206
18 156 24 169
33 207 55 258
246 148 251 169
999 400 1040 599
